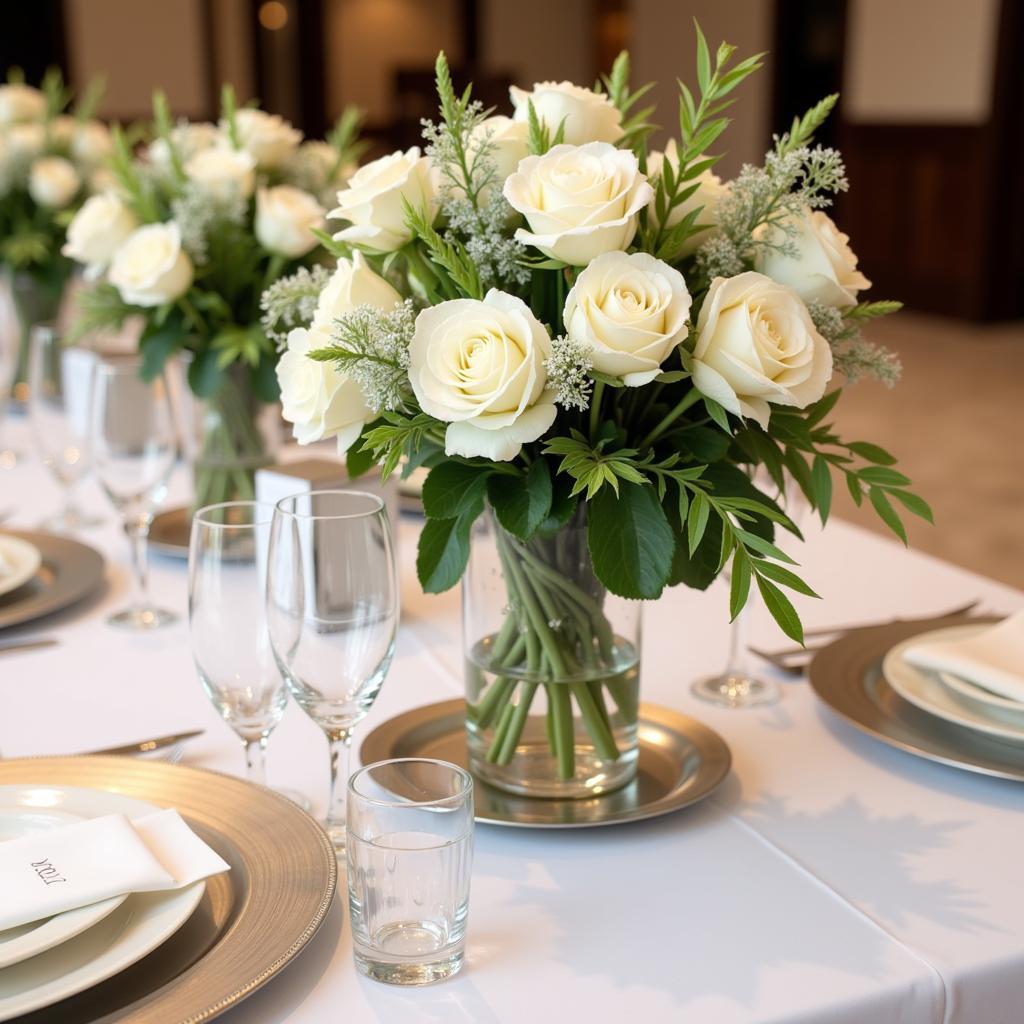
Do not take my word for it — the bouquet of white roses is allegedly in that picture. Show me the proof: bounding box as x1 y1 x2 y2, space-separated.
269 29 929 793
69 90 365 506
0 69 110 396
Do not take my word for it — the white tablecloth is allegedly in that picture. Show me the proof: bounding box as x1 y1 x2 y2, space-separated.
1 422 1022 1024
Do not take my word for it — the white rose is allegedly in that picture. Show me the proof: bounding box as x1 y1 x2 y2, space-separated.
504 142 653 266
330 147 438 253
89 167 121 196
71 120 113 168
277 326 370 449
7 123 45 159
313 251 401 331
184 146 256 199
0 84 45 125
49 115 76 146
647 140 728 256
564 251 692 386
470 115 529 191
229 108 301 169
255 185 324 258
692 271 832 429
28 156 80 208
757 209 871 308
509 81 623 146
148 122 220 169
61 193 139 278
108 222 194 307
410 288 556 461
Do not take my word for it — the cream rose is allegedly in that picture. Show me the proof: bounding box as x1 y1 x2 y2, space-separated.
0 84 45 125
692 271 832 429
647 140 728 256
410 289 556 461
255 185 324 258
277 326 370 449
148 122 219 169
62 193 139 278
185 146 256 200
330 147 437 253
312 252 402 330
229 108 301 169
108 222 194 307
504 143 653 266
509 81 622 146
28 156 80 208
470 115 529 191
564 251 691 386
71 120 113 168
7 123 45 159
757 209 870 308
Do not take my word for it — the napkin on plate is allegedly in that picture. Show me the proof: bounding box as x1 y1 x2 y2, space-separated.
903 610 1024 703
0 809 229 930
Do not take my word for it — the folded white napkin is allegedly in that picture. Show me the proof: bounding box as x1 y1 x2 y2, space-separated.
0 810 229 930
903 610 1024 703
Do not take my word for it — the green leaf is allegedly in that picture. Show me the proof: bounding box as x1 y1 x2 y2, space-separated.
703 397 732 433
346 442 377 480
537 475 579 537
847 441 897 466
588 481 675 600
687 490 710 555
187 349 224 399
422 461 492 520
811 454 832 525
753 560 819 598
138 322 184 382
888 489 934 524
655 370 690 384
694 19 712 93
589 369 626 388
756 575 804 644
844 300 903 321
804 388 842 428
735 529 798 565
487 458 552 540
250 356 280 403
416 512 477 594
846 470 863 507
869 487 908 544
728 550 751 621
673 425 729 462
859 466 911 487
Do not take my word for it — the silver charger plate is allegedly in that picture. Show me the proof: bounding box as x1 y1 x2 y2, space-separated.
360 699 732 828
0 532 105 632
809 615 1024 781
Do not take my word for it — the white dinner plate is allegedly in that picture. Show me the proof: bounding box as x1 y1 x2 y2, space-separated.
884 630 1024 743
938 669 1024 717
0 808 127 970
0 536 41 598
0 786 205 1022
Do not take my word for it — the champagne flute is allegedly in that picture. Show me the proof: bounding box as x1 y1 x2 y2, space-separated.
189 500 309 807
28 323 103 530
267 490 399 854
88 357 178 629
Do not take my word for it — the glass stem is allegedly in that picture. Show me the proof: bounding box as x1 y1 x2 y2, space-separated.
724 600 751 680
326 730 353 830
125 516 151 612
243 735 268 785
62 478 81 524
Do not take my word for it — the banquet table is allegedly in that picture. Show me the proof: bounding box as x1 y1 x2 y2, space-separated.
1 421 1022 1024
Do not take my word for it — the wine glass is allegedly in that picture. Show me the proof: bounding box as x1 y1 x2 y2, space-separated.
189 500 310 807
267 490 399 853
88 357 178 629
0 308 18 471
28 323 104 531
691 471 809 708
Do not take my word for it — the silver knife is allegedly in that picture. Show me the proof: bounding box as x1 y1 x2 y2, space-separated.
81 730 205 757
0 638 59 656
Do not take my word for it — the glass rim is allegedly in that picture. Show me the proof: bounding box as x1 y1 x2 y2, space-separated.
192 500 276 529
348 758 474 810
274 488 385 521
29 320 59 338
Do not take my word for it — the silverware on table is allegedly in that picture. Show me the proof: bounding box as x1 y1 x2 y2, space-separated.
0 637 59 657
78 729 205 758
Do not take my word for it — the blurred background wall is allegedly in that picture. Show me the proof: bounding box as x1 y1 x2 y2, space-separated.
1 0 1021 321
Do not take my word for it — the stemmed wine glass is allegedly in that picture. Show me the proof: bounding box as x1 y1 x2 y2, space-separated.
691 471 809 708
28 323 104 531
267 490 399 854
188 500 309 807
88 357 178 629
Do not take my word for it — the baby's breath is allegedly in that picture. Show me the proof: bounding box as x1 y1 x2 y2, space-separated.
260 264 331 347
544 334 593 411
806 299 901 387
171 182 246 266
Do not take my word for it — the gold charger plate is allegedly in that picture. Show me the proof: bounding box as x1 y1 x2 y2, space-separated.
0 532 105 631
808 615 1024 781
0 757 337 1023
150 507 192 559
360 699 731 828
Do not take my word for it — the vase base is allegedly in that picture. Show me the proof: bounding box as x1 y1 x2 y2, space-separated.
107 605 179 631
690 672 780 708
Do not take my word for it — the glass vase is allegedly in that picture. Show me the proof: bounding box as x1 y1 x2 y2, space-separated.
463 505 641 799
5 269 68 408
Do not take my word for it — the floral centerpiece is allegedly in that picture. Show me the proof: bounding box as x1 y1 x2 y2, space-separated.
0 69 110 400
68 90 365 506
270 29 930 798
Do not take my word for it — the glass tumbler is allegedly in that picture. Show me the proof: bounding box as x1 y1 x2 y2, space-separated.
347 758 474 985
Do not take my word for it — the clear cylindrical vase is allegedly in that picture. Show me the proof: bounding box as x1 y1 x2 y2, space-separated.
463 505 641 799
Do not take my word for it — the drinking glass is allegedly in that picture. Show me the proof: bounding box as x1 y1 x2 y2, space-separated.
88 357 178 629
0 310 18 471
267 490 398 853
28 324 103 531
348 758 474 985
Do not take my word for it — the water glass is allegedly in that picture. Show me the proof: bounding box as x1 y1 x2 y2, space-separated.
348 758 474 985
89 357 178 629
267 490 398 853
28 324 103 531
